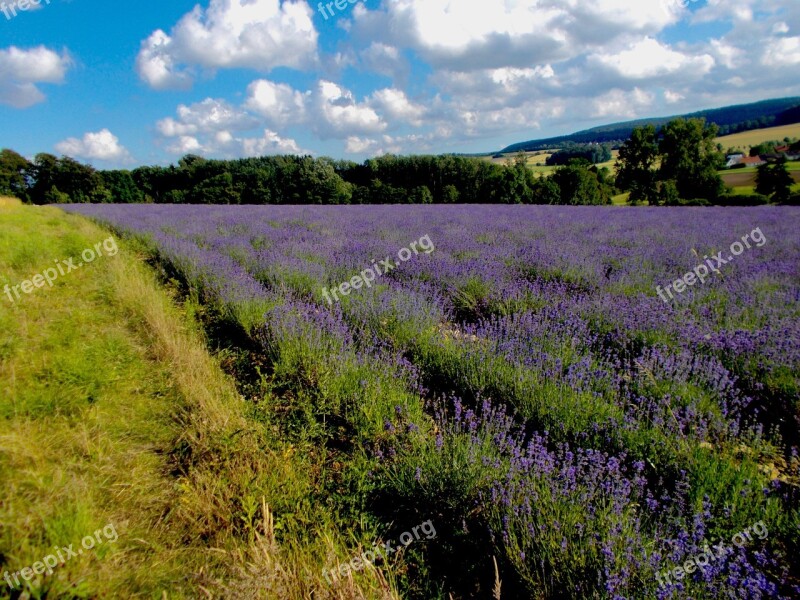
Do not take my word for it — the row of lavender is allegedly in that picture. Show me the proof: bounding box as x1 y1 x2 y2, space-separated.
64 204 800 598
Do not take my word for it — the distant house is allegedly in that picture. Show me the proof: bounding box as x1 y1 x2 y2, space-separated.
771 145 799 160
725 154 744 168
740 156 767 167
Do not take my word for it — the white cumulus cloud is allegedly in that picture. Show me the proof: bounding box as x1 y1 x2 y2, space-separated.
315 80 386 138
157 98 258 137
241 78 387 138
762 36 800 67
590 37 714 80
55 129 132 162
592 88 655 118
351 0 681 71
368 88 425 126
240 129 308 156
160 118 309 157
136 0 318 90
0 46 72 108
244 79 309 126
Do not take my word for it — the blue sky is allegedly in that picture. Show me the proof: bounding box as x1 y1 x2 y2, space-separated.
1 0 798 168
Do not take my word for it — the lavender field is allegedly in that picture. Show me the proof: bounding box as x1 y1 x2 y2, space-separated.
64 204 800 599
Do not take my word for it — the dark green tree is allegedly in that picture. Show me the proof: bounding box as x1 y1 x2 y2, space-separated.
442 184 460 203
101 170 144 203
29 153 59 204
410 185 433 204
551 160 611 205
615 125 659 204
530 176 561 204
756 157 794 203
0 149 32 201
493 161 532 203
43 186 71 204
188 172 239 204
656 180 681 206
658 118 725 201
750 142 777 157
546 143 612 166
55 156 110 203
29 154 109 204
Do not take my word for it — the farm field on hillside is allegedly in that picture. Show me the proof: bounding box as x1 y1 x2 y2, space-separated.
489 150 620 176
61 204 800 599
721 164 800 189
716 123 800 150
486 150 556 167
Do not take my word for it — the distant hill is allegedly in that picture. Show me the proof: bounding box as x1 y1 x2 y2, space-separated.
499 97 800 154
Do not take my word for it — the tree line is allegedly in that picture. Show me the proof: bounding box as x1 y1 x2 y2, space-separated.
0 117 795 206
0 150 615 206
545 143 612 166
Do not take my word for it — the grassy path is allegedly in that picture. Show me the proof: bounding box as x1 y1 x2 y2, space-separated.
0 198 395 599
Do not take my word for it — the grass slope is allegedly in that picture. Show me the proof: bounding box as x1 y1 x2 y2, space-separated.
0 199 395 599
